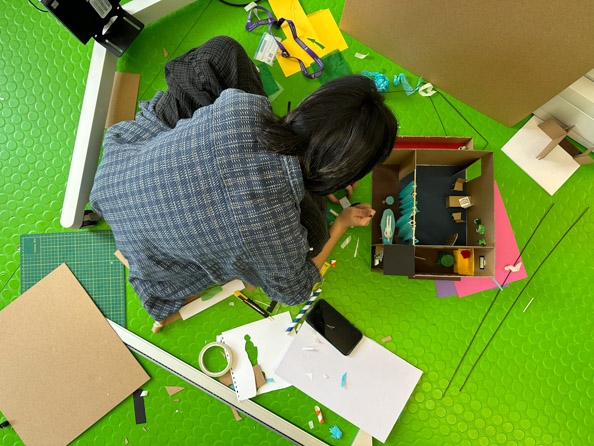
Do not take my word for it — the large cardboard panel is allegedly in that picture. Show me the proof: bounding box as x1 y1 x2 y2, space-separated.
340 0 594 126
0 264 150 446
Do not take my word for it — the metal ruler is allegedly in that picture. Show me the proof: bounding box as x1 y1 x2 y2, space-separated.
108 320 327 446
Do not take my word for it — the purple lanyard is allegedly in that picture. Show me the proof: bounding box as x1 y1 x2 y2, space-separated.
246 5 324 79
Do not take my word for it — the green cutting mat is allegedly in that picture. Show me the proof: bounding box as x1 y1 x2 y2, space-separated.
20 231 126 327
1 0 593 445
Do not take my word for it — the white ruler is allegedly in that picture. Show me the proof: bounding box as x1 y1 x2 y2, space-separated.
107 320 327 446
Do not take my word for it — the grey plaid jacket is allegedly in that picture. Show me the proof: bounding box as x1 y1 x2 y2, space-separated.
90 89 321 321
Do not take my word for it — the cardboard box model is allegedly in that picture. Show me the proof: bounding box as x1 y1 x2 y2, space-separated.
371 136 495 281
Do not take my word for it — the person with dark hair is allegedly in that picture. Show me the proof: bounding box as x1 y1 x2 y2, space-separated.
90 36 398 323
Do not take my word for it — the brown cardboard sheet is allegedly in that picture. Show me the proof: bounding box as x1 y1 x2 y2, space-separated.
0 263 149 446
105 72 141 128
340 0 594 126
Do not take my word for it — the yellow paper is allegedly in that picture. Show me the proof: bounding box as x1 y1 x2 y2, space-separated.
268 0 319 41
276 9 349 78
308 9 348 52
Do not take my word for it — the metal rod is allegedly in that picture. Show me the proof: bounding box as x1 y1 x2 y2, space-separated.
459 207 588 391
441 203 555 397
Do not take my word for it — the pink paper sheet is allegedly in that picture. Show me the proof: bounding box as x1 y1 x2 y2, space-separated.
455 182 527 297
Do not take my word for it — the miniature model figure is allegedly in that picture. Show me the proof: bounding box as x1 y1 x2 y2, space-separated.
89 36 398 322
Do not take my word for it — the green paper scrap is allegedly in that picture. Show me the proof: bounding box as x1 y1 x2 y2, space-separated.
258 64 283 102
199 283 223 301
311 50 352 85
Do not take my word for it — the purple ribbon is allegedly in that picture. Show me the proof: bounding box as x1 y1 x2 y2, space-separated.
246 5 324 79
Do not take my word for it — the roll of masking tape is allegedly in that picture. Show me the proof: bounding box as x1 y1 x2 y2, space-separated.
199 342 233 377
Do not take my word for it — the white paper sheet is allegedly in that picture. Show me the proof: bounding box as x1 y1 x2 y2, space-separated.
179 280 244 320
219 312 295 401
501 116 579 195
275 325 423 443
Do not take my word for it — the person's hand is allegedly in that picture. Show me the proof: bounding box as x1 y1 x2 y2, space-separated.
331 203 376 235
326 182 358 204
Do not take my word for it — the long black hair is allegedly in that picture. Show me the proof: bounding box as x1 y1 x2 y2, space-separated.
258 74 398 195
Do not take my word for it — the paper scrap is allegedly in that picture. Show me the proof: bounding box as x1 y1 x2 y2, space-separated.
305 372 313 380
253 364 267 389
315 405 324 423
434 280 458 298
354 238 359 257
309 420 314 429
140 390 148 397
231 407 243 421
340 235 352 249
523 297 535 312
323 374 329 379
219 370 234 387
163 47 168 58
275 325 422 442
351 429 373 446
419 83 437 97
165 386 185 396
329 424 343 439
339 196 351 209
132 389 147 424
142 427 147 433
266 378 274 383
341 372 347 388
219 312 294 401
381 336 392 343
172 399 180 402
125 438 128 445
354 52 368 59
505 262 523 272
455 182 528 297
330 259 336 267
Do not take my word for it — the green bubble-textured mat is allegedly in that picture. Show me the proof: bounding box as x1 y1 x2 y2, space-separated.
1 1 593 445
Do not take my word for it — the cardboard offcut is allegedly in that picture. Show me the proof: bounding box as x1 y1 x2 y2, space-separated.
536 119 574 159
0 263 149 446
446 196 472 208
105 72 141 128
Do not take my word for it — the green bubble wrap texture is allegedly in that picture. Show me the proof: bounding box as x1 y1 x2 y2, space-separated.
1 1 593 445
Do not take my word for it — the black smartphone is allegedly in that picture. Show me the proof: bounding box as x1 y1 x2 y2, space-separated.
305 299 363 355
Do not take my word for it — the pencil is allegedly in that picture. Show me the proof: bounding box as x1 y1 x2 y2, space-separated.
234 291 274 320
